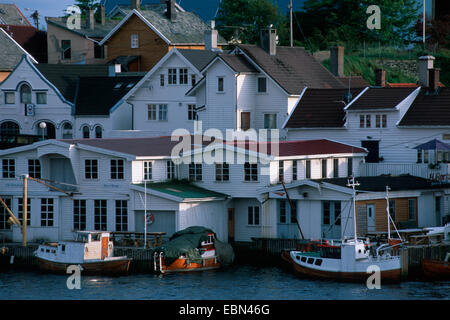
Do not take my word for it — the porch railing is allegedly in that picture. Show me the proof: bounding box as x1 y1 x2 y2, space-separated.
360 163 450 179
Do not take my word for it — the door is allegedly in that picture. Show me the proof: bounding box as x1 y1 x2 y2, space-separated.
321 201 342 240
228 208 235 242
367 204 375 233
240 112 250 131
101 236 108 259
361 140 380 163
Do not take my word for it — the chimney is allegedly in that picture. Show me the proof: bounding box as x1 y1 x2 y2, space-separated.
86 8 95 30
429 68 440 92
204 20 218 51
131 0 140 10
330 46 344 77
418 55 435 87
260 28 277 56
100 5 105 25
375 69 386 87
166 0 177 22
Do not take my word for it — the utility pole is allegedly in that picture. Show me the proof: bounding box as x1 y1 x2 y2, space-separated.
289 0 293 47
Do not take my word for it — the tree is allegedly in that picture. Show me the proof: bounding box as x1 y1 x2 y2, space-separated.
74 0 100 17
215 0 289 45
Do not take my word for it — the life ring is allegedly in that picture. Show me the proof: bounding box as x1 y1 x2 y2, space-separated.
147 213 155 225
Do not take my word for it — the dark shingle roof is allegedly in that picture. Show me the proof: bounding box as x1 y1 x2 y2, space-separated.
75 76 143 115
35 64 110 103
284 88 365 128
347 87 416 110
0 28 35 71
237 44 345 94
46 17 120 38
398 87 450 126
0 4 32 26
218 54 258 73
0 25 47 63
177 49 218 71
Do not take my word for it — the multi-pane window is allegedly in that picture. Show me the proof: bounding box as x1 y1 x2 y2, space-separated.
111 159 124 180
215 163 229 181
28 159 41 179
248 206 260 225
189 163 202 181
94 200 107 231
41 198 54 227
360 114 372 128
244 162 258 181
0 122 19 135
376 114 387 128
279 161 284 182
159 104 168 121
0 198 11 229
323 201 330 225
168 68 177 84
85 159 98 179
179 68 188 84
365 115 371 128
82 125 90 138
217 77 224 92
408 199 416 221
115 200 128 232
160 74 165 86
305 160 311 179
148 104 157 120
167 160 175 180
4 92 15 104
2 159 15 178
321 159 327 178
257 77 267 93
264 114 277 129
18 198 31 226
130 34 139 48
280 199 286 223
20 84 31 104
61 40 71 60
191 74 196 86
188 104 197 120
148 104 168 121
143 161 152 181
36 92 47 104
293 160 297 181
333 159 339 178
73 199 86 231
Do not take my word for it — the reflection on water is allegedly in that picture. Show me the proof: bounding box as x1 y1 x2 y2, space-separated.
0 265 449 300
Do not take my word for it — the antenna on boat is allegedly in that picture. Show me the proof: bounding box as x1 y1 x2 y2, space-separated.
347 176 360 242
386 186 391 240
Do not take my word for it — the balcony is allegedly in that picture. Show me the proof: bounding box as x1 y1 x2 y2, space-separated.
360 163 450 180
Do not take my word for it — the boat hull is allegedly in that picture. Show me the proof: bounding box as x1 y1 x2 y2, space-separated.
161 257 220 274
421 259 450 279
281 251 401 282
36 257 131 276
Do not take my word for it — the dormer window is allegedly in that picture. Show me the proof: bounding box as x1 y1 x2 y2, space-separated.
375 114 387 128
359 114 371 128
20 84 31 104
131 34 139 48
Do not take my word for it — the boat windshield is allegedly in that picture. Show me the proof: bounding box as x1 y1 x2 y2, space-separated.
76 233 89 243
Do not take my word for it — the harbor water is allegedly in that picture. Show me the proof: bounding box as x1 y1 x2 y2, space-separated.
0 264 449 300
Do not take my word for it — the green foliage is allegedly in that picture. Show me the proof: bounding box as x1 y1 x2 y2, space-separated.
74 0 100 16
215 0 289 45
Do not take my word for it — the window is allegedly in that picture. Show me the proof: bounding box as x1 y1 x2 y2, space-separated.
143 161 152 181
167 160 175 180
360 114 372 128
408 199 416 221
41 198 54 227
189 163 202 181
321 159 327 178
94 200 107 231
62 123 73 139
334 202 341 226
290 202 297 224
333 159 339 178
147 104 157 120
366 115 371 128
95 126 102 138
305 160 311 179
130 34 139 48
217 77 224 92
148 104 168 121
215 163 229 181
191 74 196 86
360 115 365 128
323 202 330 225
279 200 286 223
240 112 250 131
168 68 177 84
111 159 124 180
278 161 284 182
264 114 277 129
179 68 188 84
424 150 429 163
159 104 168 121
0 198 11 229
160 74 165 86
18 198 31 226
115 200 128 232
28 159 41 179
2 159 15 178
36 92 47 104
347 158 353 177
188 104 197 121
85 159 98 179
0 122 19 135
61 40 71 60
94 43 104 59
293 161 297 181
82 126 90 139
376 114 387 128
4 92 15 104
73 199 86 231
389 200 396 221
244 162 258 181
248 206 260 225
257 77 267 93
20 84 31 104
279 200 296 224
382 114 387 128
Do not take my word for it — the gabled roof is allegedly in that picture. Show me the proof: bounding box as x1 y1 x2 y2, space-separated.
398 87 450 127
218 54 258 73
75 76 143 115
177 49 219 71
284 88 365 129
0 28 37 71
35 64 110 103
0 4 32 26
0 24 47 63
236 44 345 94
345 87 418 111
45 17 121 39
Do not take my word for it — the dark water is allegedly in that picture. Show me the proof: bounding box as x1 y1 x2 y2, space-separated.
0 265 448 300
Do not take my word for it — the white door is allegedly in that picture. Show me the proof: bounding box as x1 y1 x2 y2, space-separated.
367 204 375 232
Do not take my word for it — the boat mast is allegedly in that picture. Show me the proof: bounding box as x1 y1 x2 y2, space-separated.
347 177 360 242
386 186 391 240
144 180 147 249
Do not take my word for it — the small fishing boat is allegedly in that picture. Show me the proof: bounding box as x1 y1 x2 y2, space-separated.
34 231 131 275
421 253 450 280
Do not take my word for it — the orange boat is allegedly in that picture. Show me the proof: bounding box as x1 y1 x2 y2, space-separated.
421 253 450 280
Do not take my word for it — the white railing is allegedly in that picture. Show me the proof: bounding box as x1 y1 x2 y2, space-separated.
360 163 450 179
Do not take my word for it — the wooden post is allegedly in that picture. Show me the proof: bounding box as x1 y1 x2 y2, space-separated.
22 175 28 247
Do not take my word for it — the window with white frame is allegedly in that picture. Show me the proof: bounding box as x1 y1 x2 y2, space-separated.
305 160 311 179
159 104 168 121
160 74 165 86
85 159 98 179
148 104 168 121
293 160 298 180
20 83 31 104
18 197 31 226
347 158 353 177
179 68 188 84
148 104 157 120
4 92 15 104
36 92 47 104
0 198 11 229
115 200 128 231
257 77 267 93
248 206 260 225
333 159 339 178
264 113 277 129
360 114 371 128
375 114 387 128
279 200 296 224
215 163 229 181
28 159 41 179
321 159 327 178
40 198 54 227
278 161 284 182
143 161 152 181
82 125 90 139
408 198 416 221
217 77 224 92
94 199 107 231
168 68 177 84
73 199 86 231
244 162 258 181
188 104 196 121
110 159 124 180
130 34 139 48
189 163 202 181
167 160 175 179
2 159 15 178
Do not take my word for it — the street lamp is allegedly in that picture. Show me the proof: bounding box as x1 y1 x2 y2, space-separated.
39 122 46 141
